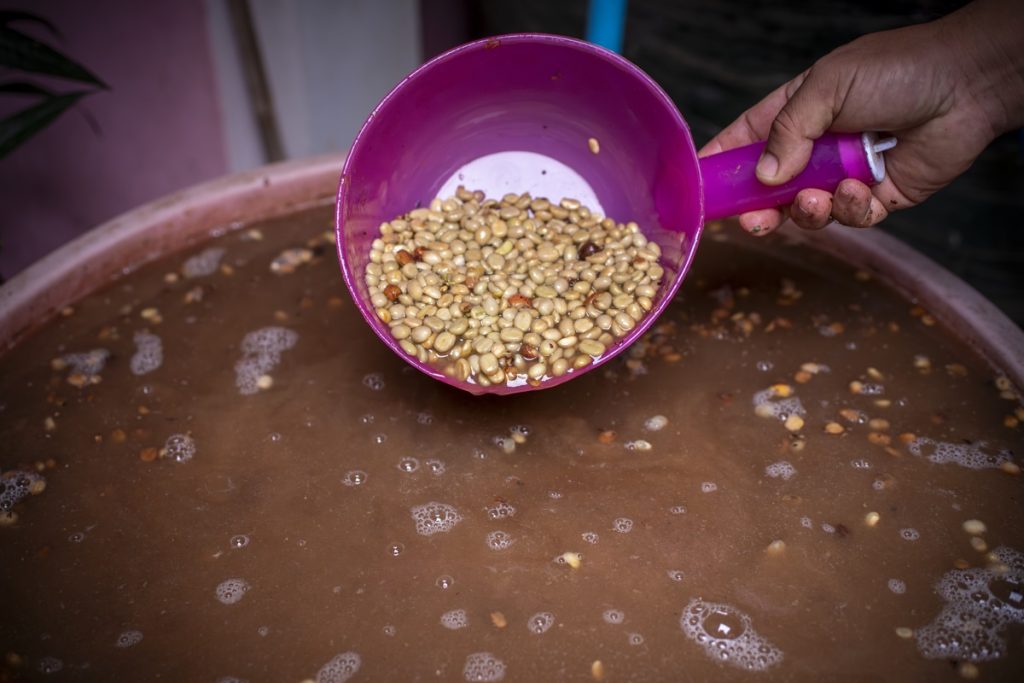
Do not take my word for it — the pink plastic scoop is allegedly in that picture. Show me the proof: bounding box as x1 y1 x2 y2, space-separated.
335 33 894 395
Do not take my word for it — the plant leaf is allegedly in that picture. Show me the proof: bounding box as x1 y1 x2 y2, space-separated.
0 80 52 96
0 11 62 39
0 26 107 88
0 91 87 158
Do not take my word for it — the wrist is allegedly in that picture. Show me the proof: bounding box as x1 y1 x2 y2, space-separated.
944 0 1024 136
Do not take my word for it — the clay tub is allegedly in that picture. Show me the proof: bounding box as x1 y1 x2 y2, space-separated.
2 155 1023 682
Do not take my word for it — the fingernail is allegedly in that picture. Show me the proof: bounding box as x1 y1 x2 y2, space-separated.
756 152 779 180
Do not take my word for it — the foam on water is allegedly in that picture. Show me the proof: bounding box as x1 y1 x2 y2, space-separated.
441 609 469 630
752 387 806 420
582 532 599 544
215 578 250 605
888 579 906 594
317 652 362 683
410 502 462 536
235 327 298 395
900 528 920 541
182 247 225 278
680 598 784 670
528 612 554 634
463 652 506 682
115 630 143 648
667 570 686 582
0 469 45 512
60 348 110 379
644 415 668 431
765 461 796 480
486 502 516 520
37 657 63 674
362 373 385 391
916 547 1024 662
163 433 196 462
701 482 718 493
613 517 633 533
130 331 163 375
908 437 1014 470
486 530 515 550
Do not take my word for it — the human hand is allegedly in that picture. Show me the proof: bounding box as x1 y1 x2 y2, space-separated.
700 0 1024 236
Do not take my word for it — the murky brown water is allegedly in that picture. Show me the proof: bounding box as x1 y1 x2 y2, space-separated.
2 207 1023 682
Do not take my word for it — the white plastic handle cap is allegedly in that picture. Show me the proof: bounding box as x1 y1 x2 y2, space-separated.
861 132 897 183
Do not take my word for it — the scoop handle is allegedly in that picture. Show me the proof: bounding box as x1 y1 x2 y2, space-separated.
699 132 893 221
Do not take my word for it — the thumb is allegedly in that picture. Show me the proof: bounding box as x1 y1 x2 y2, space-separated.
757 71 841 186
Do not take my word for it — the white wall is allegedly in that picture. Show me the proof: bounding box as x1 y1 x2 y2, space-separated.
206 0 422 170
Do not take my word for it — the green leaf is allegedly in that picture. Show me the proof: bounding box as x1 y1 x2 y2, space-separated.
0 11 61 39
0 26 107 88
0 80 52 96
0 91 87 158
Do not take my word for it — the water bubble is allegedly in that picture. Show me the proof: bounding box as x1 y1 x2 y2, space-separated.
257 626 270 637
230 534 250 549
360 414 375 425
342 470 367 487
216 677 248 683
398 456 420 473
316 652 361 683
581 532 599 544
37 657 63 674
851 459 872 470
115 630 143 648
765 461 796 480
68 531 85 543
269 432 282 443
383 625 396 636
473 448 488 460
436 575 454 590
680 599 783 670
426 459 446 475
362 373 385 391
486 501 516 520
411 502 462 536
486 530 515 551
667 569 685 582
752 386 806 421
373 433 388 445
548 490 563 500
163 433 196 463
900 528 920 541
888 579 907 594
644 415 668 431
628 632 645 646
701 482 717 493
602 608 625 625
612 517 633 533
528 612 554 634
441 608 469 630
463 652 506 682
755 360 774 372
908 437 1014 470
182 246 225 278
235 327 298 395
821 523 836 534
215 578 250 605
130 331 163 375
625 439 652 451
388 542 404 557
670 505 687 515
510 424 531 438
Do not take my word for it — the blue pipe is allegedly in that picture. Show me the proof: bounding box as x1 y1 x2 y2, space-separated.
585 0 627 53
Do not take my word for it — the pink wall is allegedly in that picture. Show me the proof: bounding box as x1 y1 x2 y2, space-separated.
0 0 227 279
